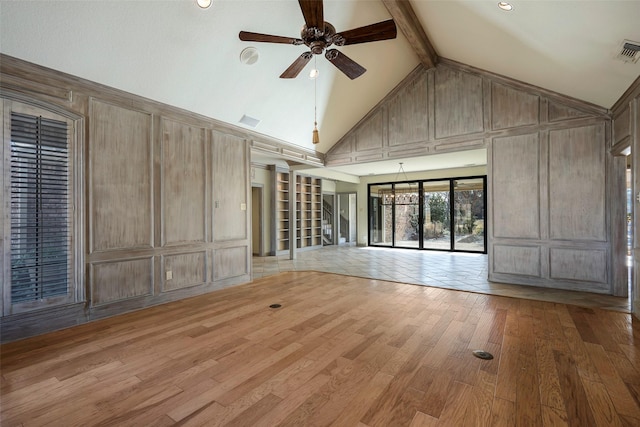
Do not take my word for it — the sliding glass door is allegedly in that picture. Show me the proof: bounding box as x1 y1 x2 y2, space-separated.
369 183 393 246
453 178 485 251
423 181 451 250
394 182 420 248
368 176 486 253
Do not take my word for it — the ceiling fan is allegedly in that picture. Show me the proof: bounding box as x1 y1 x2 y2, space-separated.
239 0 397 80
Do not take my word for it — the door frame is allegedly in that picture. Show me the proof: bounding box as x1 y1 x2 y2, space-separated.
611 141 631 297
367 175 487 254
251 184 264 257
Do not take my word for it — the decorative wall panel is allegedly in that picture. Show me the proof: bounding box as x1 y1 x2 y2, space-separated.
491 82 539 130
214 247 248 281
434 66 484 139
91 258 153 306
162 252 207 291
331 134 354 155
162 119 206 246
549 248 607 284
212 132 248 242
90 100 153 252
548 101 589 122
388 71 428 146
613 106 630 143
493 245 541 277
492 133 540 239
355 110 384 152
549 124 606 241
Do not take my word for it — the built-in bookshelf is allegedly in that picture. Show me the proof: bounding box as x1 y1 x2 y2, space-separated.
311 178 322 247
272 167 290 254
271 167 322 255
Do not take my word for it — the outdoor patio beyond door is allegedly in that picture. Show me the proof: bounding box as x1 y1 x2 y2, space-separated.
368 176 486 253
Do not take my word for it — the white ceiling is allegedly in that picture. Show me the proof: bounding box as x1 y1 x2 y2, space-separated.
1 0 639 178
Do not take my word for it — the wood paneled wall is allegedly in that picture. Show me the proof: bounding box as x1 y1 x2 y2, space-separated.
612 74 640 317
0 55 258 341
327 59 621 296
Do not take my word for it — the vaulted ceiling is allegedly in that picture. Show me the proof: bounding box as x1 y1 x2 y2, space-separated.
1 0 639 175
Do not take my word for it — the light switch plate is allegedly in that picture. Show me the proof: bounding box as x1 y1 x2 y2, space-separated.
166 270 173 280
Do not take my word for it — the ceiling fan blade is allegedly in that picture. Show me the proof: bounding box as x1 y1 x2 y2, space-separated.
298 0 324 29
335 19 397 45
325 49 366 80
280 52 313 79
239 31 303 45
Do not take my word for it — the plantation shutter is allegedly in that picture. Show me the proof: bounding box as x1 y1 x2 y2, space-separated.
10 112 70 303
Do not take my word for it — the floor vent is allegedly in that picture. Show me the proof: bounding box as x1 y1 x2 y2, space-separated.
472 350 494 360
616 40 640 64
269 303 282 309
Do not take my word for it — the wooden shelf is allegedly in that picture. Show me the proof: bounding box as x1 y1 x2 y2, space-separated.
272 168 291 254
271 168 323 255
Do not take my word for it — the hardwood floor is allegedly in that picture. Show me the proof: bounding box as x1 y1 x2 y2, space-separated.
252 246 631 312
1 271 639 426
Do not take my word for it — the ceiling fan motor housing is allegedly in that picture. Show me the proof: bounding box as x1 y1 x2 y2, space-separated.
302 22 338 55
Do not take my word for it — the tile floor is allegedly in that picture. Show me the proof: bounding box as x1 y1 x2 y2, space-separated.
252 245 631 313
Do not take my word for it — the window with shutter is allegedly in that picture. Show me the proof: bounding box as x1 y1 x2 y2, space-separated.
10 112 70 304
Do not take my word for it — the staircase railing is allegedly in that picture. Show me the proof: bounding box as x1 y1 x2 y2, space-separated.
322 199 333 244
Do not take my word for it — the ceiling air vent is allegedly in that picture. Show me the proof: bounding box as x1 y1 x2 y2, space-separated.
616 40 640 64
239 114 260 128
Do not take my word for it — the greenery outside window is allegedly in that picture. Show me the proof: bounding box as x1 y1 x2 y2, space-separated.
368 176 486 253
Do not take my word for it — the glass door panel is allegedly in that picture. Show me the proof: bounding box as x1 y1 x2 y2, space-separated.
368 176 486 253
369 184 393 246
453 178 485 252
394 182 420 248
423 181 451 250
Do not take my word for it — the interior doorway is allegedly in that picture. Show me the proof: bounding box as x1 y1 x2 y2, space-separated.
251 186 263 256
612 145 632 298
338 192 357 245
627 155 633 298
322 193 335 245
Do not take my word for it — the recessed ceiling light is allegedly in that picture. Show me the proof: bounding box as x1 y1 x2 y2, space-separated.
196 0 212 9
498 2 513 11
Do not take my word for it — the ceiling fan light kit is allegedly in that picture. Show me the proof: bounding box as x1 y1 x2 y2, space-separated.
239 0 397 79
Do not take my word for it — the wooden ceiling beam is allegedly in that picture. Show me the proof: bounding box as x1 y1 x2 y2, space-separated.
382 0 438 69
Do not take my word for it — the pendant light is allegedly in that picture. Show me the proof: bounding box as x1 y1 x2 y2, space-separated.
312 57 320 145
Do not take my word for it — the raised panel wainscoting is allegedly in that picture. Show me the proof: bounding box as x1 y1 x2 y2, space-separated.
0 55 257 341
326 59 619 296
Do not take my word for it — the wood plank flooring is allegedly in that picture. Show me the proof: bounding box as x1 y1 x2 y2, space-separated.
1 271 639 426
